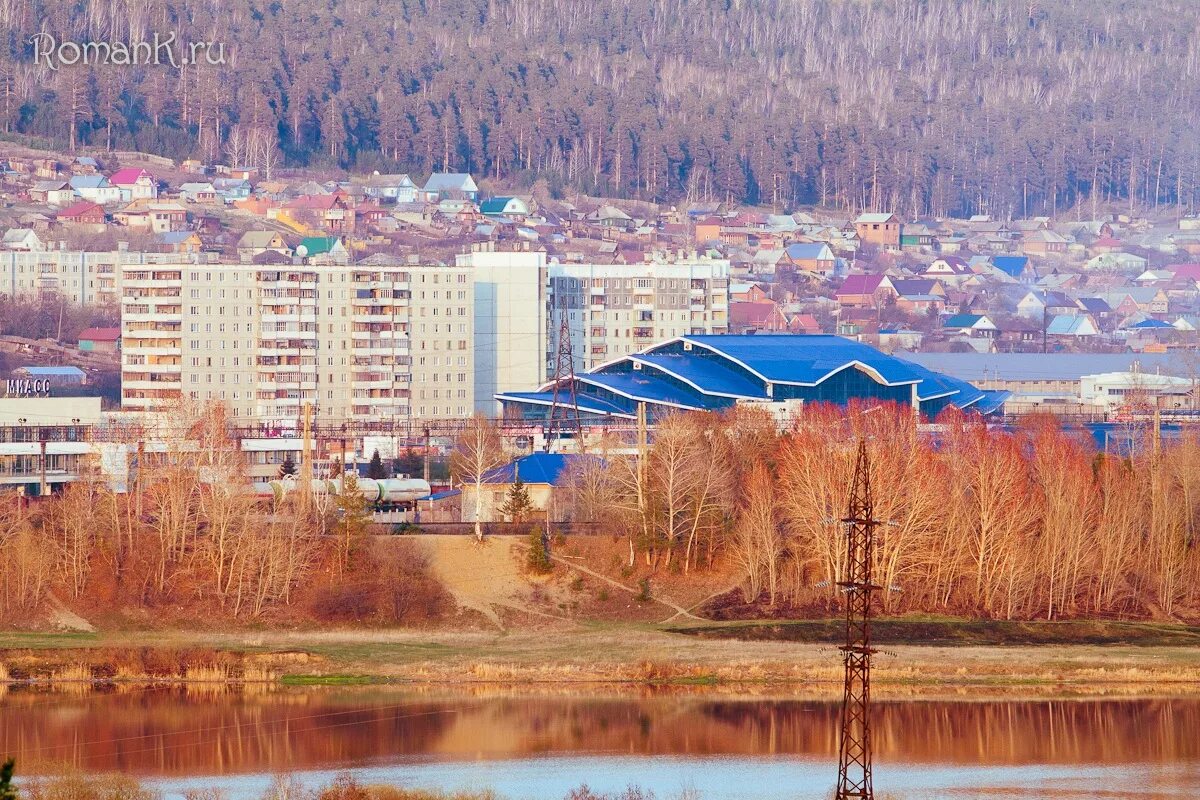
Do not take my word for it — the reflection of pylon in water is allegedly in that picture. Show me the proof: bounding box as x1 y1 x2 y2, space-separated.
835 439 880 800
546 309 582 449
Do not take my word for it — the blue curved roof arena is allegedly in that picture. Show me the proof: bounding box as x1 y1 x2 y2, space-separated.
497 334 1008 420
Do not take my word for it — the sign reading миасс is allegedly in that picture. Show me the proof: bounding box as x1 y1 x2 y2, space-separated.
4 378 52 397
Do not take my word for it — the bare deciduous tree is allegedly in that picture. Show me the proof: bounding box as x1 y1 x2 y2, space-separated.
450 415 507 542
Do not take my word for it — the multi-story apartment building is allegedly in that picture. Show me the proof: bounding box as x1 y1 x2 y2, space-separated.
121 257 473 425
121 262 189 412
120 247 724 423
0 246 195 306
549 259 730 371
459 247 549 414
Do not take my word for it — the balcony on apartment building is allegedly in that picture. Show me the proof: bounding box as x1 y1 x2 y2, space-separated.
124 324 182 339
123 271 182 288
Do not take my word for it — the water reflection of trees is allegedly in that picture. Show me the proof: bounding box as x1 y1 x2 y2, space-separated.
2 692 1196 775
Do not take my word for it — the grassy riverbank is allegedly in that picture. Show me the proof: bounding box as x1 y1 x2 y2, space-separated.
1 619 1199 691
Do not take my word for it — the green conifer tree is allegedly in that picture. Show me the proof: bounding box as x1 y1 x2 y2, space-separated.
367 449 387 479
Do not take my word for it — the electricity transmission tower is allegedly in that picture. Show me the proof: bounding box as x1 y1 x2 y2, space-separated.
545 307 582 449
835 439 880 800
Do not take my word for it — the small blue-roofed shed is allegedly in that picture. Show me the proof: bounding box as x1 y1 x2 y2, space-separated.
13 365 86 386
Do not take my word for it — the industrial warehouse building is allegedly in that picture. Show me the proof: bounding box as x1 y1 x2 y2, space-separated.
497 334 1009 422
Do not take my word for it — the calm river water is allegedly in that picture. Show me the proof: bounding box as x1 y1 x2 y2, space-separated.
1 687 1198 799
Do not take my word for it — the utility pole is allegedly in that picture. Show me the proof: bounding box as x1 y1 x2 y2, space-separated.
300 401 313 511
633 400 649 568
835 439 880 800
38 436 47 497
339 423 349 477
423 425 431 483
1042 300 1048 354
135 440 144 518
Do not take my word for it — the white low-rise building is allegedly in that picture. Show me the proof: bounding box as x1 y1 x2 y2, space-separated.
1080 371 1194 410
0 395 102 495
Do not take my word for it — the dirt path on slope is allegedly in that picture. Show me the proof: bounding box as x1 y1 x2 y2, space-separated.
416 535 571 631
549 552 704 623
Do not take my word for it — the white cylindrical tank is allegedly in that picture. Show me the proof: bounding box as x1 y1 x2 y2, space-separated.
253 476 431 503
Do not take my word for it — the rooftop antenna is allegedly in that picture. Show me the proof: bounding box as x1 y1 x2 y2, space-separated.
835 439 881 800
545 298 582 451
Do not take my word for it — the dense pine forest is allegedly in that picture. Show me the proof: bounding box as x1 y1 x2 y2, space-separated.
3 0 1199 217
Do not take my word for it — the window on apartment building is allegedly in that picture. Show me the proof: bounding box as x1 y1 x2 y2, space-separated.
190 375 198 383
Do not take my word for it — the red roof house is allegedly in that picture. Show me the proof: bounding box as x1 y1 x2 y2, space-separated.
835 273 886 308
730 300 789 333
57 201 105 225
109 167 157 200
78 326 121 353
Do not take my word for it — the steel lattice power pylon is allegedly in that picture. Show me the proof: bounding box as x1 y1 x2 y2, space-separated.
545 309 582 448
835 439 881 799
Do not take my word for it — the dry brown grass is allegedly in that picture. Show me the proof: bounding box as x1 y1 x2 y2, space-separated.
4 622 1200 693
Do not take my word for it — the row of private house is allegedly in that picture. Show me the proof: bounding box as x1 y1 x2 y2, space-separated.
721 246 1200 354
1 152 1186 274
2 151 1200 358
821 259 1198 354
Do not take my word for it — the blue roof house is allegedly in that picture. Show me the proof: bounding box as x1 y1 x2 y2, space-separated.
421 172 478 202
480 196 531 216
992 255 1034 281
942 314 999 338
462 452 600 524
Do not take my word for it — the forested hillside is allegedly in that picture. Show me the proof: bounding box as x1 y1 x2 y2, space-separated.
4 0 1199 216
